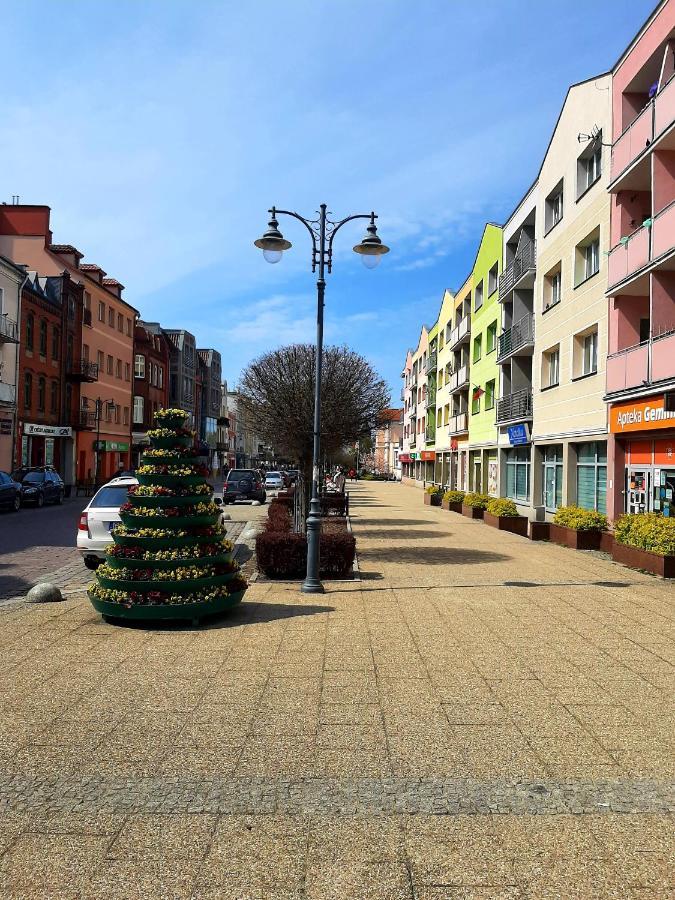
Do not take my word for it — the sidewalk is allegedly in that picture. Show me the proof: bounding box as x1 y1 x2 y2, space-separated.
0 480 672 898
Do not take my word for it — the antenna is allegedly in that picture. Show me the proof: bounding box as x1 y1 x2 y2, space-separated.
11 195 20 205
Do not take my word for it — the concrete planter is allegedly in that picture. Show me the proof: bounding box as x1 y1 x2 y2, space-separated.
611 542 675 578
484 512 528 537
529 521 551 542
442 499 463 513
424 493 442 507
462 504 484 519
548 523 602 551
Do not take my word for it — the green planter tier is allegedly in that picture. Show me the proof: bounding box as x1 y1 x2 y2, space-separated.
88 588 245 625
88 405 247 626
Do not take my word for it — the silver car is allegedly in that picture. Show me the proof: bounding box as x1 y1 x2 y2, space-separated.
76 476 138 570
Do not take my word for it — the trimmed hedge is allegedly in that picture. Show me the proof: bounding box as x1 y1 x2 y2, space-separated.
553 506 608 532
463 492 490 510
486 498 519 517
255 531 355 577
614 514 675 556
425 485 443 495
443 490 465 503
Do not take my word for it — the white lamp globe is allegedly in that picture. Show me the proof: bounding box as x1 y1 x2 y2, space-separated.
263 248 283 264
361 253 381 270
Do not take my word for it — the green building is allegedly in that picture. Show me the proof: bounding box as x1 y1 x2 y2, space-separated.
467 223 502 495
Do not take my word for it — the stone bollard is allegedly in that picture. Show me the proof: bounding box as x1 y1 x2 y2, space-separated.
27 583 64 603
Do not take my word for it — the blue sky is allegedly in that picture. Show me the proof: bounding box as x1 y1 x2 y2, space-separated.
2 0 655 396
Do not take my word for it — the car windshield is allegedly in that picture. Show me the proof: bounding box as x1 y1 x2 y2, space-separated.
228 470 255 480
22 472 44 484
267 472 281 478
90 486 132 508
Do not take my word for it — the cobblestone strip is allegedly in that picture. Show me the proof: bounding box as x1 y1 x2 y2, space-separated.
0 776 672 817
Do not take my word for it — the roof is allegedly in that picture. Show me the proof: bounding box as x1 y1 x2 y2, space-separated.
102 277 124 289
379 408 403 423
49 244 84 260
80 263 106 275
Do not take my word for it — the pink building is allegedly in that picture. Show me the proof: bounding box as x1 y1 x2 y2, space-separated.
606 0 675 519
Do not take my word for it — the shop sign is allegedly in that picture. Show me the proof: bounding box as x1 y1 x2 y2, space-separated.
420 451 435 461
105 441 130 452
24 423 72 438
610 395 675 433
399 454 412 463
0 418 12 435
409 452 419 460
507 423 529 446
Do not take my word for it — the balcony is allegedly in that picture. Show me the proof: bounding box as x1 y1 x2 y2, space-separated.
497 315 534 363
70 409 97 429
0 315 18 344
610 104 653 183
449 316 470 349
607 330 675 396
496 388 532 424
425 424 436 444
655 73 675 142
425 352 437 375
66 359 99 382
651 199 675 260
449 412 468 435
607 224 651 292
399 387 405 401
0 381 16 405
449 364 469 394
607 201 675 294
499 241 536 302
83 307 92 327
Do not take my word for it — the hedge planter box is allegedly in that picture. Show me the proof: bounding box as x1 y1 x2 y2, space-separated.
484 512 528 537
442 499 463 513
611 543 675 578
424 493 442 507
548 523 602 551
529 522 550 542
462 504 484 519
599 530 615 554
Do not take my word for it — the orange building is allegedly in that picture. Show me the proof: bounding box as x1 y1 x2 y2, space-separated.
0 205 138 483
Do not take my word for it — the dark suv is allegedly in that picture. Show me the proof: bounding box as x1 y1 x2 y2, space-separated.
12 467 65 507
223 469 266 504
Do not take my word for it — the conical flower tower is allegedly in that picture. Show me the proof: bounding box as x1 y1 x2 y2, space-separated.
88 408 246 624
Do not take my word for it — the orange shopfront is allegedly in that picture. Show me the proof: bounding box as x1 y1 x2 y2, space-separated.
607 394 675 520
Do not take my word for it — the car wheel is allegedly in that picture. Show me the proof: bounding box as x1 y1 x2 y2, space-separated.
12 494 20 512
56 490 64 505
36 493 44 508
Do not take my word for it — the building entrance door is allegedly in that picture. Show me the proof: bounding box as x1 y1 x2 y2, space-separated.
473 459 482 492
626 467 651 514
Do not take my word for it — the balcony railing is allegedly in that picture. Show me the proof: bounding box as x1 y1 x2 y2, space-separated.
66 359 99 381
651 199 675 260
496 388 532 423
0 381 16 405
610 104 653 182
607 330 675 394
449 412 468 435
654 73 675 142
449 316 470 348
449 363 469 394
70 409 97 429
497 314 534 362
425 425 436 444
499 241 536 301
424 352 437 375
0 315 18 343
607 224 651 290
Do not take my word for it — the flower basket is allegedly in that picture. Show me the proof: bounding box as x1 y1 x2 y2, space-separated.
97 571 240 593
611 542 675 578
141 452 202 465
137 474 206 487
119 512 220 529
112 532 224 549
104 552 233 571
150 435 192 449
483 512 528 536
128 494 210 509
88 589 245 623
153 414 188 429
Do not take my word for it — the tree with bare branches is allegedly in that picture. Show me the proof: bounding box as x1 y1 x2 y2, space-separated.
238 344 390 484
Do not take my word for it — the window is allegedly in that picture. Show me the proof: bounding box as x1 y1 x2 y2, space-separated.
83 291 91 311
505 447 530 502
544 264 562 311
24 373 32 409
133 396 144 424
97 350 104 372
0 286 3 313
26 313 34 351
107 355 113 375
125 362 131 381
135 354 146 378
471 391 481 415
68 297 75 321
51 327 60 360
108 306 115 327
438 331 445 350
575 227 600 285
488 263 499 296
116 358 122 379
37 376 46 412
542 346 560 388
583 330 598 375
545 180 564 233
117 313 123 332
474 280 483 311
115 404 121 424
577 137 602 198
126 317 132 336
486 321 497 354
485 379 495 410
123 406 129 426
82 343 89 362
98 300 105 322
50 380 58 414
542 445 563 511
473 335 482 362
576 442 607 514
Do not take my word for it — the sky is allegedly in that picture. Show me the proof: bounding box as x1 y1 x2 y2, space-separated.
1 0 656 397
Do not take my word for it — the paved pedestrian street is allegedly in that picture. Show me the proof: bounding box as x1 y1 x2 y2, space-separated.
0 481 672 898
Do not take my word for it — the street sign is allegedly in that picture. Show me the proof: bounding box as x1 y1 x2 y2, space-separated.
507 423 529 446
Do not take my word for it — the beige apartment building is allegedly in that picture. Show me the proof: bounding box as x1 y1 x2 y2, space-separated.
531 73 612 519
401 326 430 484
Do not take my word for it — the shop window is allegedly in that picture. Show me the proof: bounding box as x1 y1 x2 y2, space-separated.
505 447 530 502
576 442 607 514
542 445 563 511
26 313 34 351
24 373 32 409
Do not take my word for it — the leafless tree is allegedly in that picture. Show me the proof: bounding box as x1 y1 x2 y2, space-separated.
238 344 390 483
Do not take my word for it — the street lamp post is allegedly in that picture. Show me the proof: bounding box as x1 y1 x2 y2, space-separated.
255 205 389 593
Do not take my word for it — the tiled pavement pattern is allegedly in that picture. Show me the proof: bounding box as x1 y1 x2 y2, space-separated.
0 481 673 897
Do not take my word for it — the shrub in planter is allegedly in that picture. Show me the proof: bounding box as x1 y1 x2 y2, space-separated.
552 506 608 531
614 513 675 555
265 504 292 533
319 532 356 576
486 498 519 517
463 492 490 510
442 489 464 512
424 485 443 506
255 530 356 578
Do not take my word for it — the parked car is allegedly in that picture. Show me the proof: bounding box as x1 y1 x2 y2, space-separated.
11 467 64 507
76 476 138 569
284 469 300 484
0 471 22 512
264 471 284 490
223 469 266 504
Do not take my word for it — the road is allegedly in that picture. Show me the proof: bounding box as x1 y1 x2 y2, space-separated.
0 485 269 602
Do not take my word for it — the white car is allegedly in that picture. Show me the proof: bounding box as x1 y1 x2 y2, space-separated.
264 471 284 490
77 476 138 570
